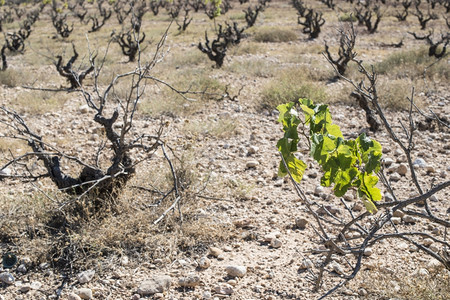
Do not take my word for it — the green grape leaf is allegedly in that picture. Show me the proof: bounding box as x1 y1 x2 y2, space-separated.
278 154 307 183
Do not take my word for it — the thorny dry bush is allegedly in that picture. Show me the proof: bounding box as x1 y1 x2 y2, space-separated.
279 29 450 299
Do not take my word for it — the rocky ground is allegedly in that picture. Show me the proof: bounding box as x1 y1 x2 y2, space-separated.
0 1 449 300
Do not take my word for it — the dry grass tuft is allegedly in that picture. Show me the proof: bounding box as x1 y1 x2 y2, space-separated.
253 26 298 43
261 67 328 109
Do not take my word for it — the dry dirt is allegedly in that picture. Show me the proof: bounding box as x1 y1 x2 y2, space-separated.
0 1 449 300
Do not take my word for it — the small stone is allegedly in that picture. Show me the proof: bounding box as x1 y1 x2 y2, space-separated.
178 274 201 287
79 105 89 114
19 283 31 293
390 172 401 181
131 294 141 300
246 160 259 168
213 283 233 295
331 261 344 275
397 242 408 250
423 238 433 247
382 157 394 167
39 262 49 269
426 259 442 272
67 293 82 300
358 288 368 296
298 259 313 270
413 158 427 168
429 244 439 252
30 281 42 290
76 288 93 299
227 279 237 286
121 256 129 266
225 265 247 278
77 270 95 284
353 202 363 211
137 275 172 296
209 247 223 258
198 257 211 269
295 217 308 229
202 291 212 299
314 185 324 196
0 272 14 284
247 145 259 154
430 195 438 202
393 210 405 218
416 268 429 277
391 217 401 225
396 164 408 176
384 192 394 202
17 264 27 273
403 215 418 224
270 238 282 248
363 248 373 256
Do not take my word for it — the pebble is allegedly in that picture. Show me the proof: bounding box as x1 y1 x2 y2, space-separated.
79 105 89 114
390 172 401 181
246 160 259 168
402 215 418 224
247 145 259 154
426 258 442 272
413 158 427 168
137 275 172 296
298 259 314 270
295 217 308 229
19 283 31 293
202 291 212 299
198 257 211 269
393 210 405 218
270 238 282 248
423 238 434 247
314 185 324 196
67 294 82 300
178 274 201 287
0 272 14 284
391 217 401 225
30 281 42 290
396 164 408 176
209 247 223 258
75 288 93 299
382 157 394 166
225 265 247 278
17 264 27 273
331 261 344 275
363 248 373 256
213 283 234 295
384 192 394 202
430 195 438 202
77 270 95 284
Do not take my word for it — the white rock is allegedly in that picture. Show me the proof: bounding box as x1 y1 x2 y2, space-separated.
391 217 401 225
198 257 211 269
247 145 259 154
246 160 259 168
137 275 172 296
30 281 42 290
178 274 201 287
413 158 427 168
270 238 282 248
426 259 442 272
77 270 95 284
314 185 324 196
68 293 82 300
363 248 373 256
226 265 247 278
331 261 344 275
382 157 394 166
208 247 223 258
393 210 405 218
213 283 234 295
299 259 314 270
203 290 212 299
75 288 93 299
79 105 89 114
390 172 401 181
384 192 394 202
423 238 433 247
0 272 14 284
403 215 418 224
